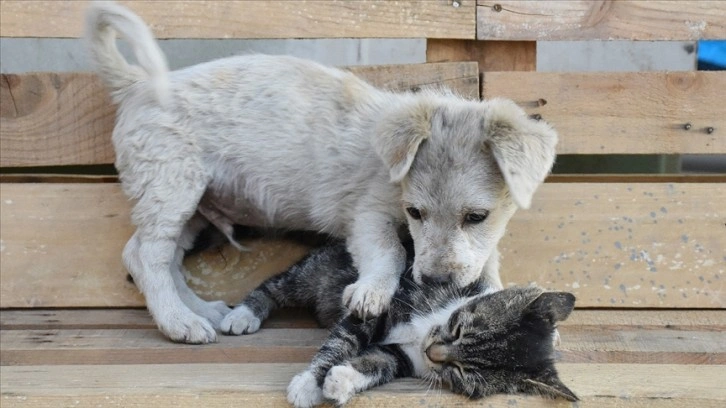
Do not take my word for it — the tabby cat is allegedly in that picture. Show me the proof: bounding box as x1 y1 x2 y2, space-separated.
222 241 577 407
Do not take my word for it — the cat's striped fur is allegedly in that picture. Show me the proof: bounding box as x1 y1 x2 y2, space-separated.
222 241 577 407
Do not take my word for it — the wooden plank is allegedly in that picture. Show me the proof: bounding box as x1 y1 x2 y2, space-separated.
2 363 725 407
426 39 537 72
0 0 474 39
3 309 725 332
0 62 479 167
0 309 318 331
477 1 726 40
2 326 725 366
0 183 313 308
347 62 479 100
2 182 723 308
483 71 726 154
0 73 117 166
5 71 724 167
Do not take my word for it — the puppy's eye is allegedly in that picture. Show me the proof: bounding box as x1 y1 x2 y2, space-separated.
464 211 489 224
406 207 422 220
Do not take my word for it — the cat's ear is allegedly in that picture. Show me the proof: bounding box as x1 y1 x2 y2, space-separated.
522 377 578 401
528 292 576 324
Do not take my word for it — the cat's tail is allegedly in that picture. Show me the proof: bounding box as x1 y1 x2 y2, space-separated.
84 1 169 104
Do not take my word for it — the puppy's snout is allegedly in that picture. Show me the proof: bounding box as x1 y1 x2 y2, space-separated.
421 273 451 286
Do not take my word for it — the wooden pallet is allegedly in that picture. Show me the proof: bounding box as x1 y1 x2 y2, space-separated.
2 1 725 406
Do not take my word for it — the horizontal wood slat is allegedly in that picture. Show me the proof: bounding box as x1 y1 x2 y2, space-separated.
483 71 726 154
477 1 726 40
4 71 724 168
1 363 725 407
3 309 725 332
0 0 474 39
0 62 478 167
1 182 723 309
2 325 724 366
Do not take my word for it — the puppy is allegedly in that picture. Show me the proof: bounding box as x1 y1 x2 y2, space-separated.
85 2 558 344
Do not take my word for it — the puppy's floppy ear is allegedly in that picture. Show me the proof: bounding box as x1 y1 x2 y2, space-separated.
374 100 433 183
482 99 558 209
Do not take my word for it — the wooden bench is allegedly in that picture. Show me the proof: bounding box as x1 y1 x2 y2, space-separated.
2 1 725 406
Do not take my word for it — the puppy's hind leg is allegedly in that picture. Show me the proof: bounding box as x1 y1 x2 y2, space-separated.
172 213 231 329
124 170 216 343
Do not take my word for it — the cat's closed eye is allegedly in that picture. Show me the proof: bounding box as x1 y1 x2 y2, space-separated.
451 324 462 341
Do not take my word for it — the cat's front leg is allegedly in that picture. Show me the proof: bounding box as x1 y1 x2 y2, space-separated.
323 345 411 406
288 316 382 407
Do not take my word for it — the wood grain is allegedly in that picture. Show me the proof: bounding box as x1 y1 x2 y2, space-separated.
2 363 725 407
0 0 474 39
4 309 724 331
483 71 726 154
1 182 723 309
477 1 726 40
2 325 724 366
6 71 725 167
0 62 479 167
0 309 319 331
426 39 537 72
0 73 117 166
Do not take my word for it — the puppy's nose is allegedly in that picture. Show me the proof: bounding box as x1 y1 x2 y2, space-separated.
421 274 450 286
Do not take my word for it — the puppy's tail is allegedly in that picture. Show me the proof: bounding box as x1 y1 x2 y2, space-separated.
84 1 169 104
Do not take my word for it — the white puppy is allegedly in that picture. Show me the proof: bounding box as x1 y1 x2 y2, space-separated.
85 2 558 344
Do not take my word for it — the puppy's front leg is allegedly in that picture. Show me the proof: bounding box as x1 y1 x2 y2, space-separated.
344 212 405 319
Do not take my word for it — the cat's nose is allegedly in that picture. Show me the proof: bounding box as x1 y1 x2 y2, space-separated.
426 343 449 363
421 274 451 286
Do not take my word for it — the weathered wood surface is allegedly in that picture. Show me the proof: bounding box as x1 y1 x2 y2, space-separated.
4 309 724 331
2 363 725 407
483 71 726 154
477 1 726 40
0 72 117 166
0 62 478 167
0 0 474 39
427 39 537 72
1 182 723 309
2 326 724 366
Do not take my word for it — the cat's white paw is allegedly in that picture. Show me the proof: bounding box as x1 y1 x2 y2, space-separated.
323 365 367 406
342 278 397 319
220 305 261 335
287 370 323 408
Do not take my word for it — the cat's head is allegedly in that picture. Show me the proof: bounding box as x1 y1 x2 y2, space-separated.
422 286 577 401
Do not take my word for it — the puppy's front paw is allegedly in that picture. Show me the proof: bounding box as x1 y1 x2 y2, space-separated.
287 370 323 408
220 305 261 335
323 365 366 406
159 308 217 344
342 278 397 319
